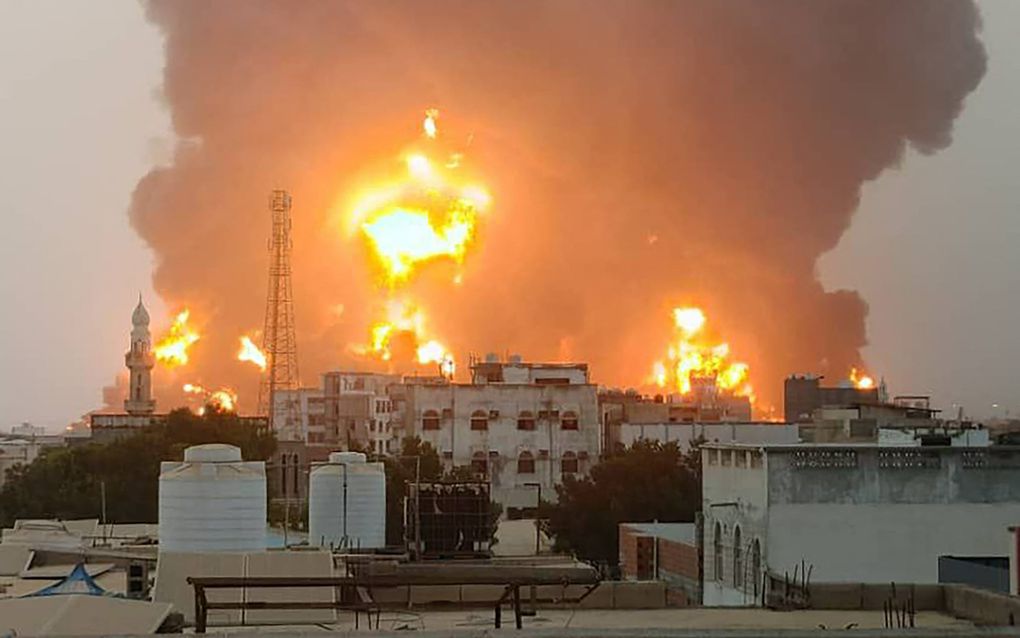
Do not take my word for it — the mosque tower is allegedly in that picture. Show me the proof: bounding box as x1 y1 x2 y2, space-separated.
124 295 156 415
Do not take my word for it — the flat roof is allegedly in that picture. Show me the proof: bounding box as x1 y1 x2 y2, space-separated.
621 522 695 544
183 608 975 633
702 442 1020 451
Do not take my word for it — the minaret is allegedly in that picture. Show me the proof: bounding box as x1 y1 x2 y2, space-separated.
124 295 156 415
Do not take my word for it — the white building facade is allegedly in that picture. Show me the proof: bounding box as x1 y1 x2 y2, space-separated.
702 443 1020 606
401 360 600 509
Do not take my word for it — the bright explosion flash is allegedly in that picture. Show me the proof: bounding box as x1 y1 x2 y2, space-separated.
154 309 200 367
850 367 875 390
183 382 238 414
237 335 267 371
352 109 490 287
652 306 754 400
349 108 489 378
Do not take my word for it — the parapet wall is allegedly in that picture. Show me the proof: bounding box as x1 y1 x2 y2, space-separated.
806 582 1020 627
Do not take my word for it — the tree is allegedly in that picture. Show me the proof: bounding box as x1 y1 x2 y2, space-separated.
541 439 702 570
0 407 276 527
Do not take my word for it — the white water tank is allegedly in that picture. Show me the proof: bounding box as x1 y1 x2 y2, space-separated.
158 443 267 552
308 452 386 549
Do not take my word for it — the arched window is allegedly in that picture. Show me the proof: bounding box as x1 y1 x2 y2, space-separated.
517 451 535 474
422 409 440 430
471 451 488 475
733 526 743 588
281 455 289 496
751 539 762 598
517 411 536 431
470 410 489 431
561 451 578 474
561 411 579 430
713 522 723 582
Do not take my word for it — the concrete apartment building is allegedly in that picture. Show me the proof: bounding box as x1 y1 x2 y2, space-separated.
321 371 401 452
701 442 1020 606
401 356 600 509
602 390 753 451
784 374 882 422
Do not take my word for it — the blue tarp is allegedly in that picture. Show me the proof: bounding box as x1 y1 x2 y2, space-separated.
26 563 107 597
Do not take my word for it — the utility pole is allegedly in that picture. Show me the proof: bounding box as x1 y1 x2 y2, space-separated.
256 190 301 437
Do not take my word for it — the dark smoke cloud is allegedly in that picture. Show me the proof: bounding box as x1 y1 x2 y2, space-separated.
128 0 985 414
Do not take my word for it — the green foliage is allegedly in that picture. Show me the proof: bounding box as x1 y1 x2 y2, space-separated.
0 407 276 527
540 439 702 570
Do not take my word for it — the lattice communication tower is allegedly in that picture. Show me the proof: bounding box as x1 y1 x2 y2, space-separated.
256 189 301 432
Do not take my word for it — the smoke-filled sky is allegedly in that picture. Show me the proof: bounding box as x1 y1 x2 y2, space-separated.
2 0 1018 429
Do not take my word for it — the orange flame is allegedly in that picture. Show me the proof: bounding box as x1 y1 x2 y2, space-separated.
423 108 439 139
362 299 455 377
351 109 490 285
652 306 754 400
154 309 200 367
237 335 267 371
850 367 875 390
183 382 238 414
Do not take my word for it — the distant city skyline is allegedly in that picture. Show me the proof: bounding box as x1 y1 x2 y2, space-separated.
1 1 1018 430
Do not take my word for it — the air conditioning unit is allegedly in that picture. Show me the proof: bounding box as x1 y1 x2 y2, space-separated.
442 450 453 460
538 410 549 419
488 450 500 458
442 408 453 419
538 449 549 459
489 410 500 419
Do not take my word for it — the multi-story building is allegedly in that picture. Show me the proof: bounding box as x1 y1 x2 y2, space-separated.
271 388 326 443
783 374 882 422
701 442 1020 606
401 355 600 510
601 391 757 452
321 371 402 451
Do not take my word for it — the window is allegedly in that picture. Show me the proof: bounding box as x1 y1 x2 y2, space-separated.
721 450 732 467
713 522 723 581
751 539 761 597
561 411 579 430
517 451 535 474
422 409 440 430
733 526 743 588
736 450 748 468
517 411 536 431
471 451 488 475
561 451 579 474
470 410 489 431
708 449 719 465
281 455 289 496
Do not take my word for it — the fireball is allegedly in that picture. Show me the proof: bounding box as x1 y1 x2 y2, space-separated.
850 367 875 390
237 335 267 371
652 306 754 400
351 108 490 286
154 309 200 367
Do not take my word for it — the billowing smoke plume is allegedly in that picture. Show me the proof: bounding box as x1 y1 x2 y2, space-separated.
127 1 985 413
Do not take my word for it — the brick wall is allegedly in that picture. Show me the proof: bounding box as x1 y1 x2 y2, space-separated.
619 524 701 606
619 524 641 579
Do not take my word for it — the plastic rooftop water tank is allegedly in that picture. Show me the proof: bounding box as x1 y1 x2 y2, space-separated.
158 443 267 552
308 451 386 549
